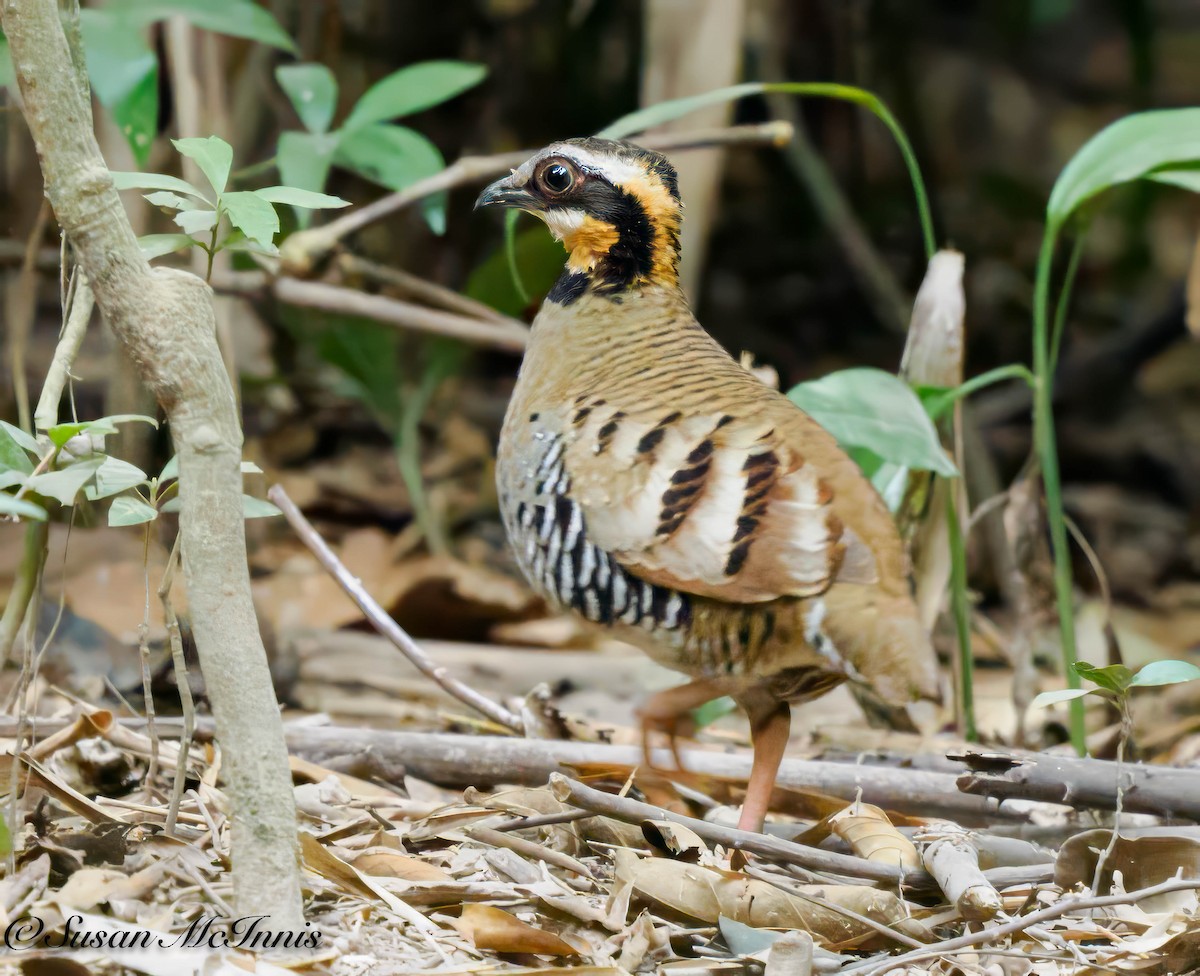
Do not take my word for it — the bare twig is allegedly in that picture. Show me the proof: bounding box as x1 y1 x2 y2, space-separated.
951 749 1200 819
337 254 515 325
158 533 193 836
6 199 52 432
549 772 926 886
271 277 530 352
467 824 595 879
916 822 1002 920
840 876 1200 976
268 484 525 733
33 271 92 431
278 121 793 276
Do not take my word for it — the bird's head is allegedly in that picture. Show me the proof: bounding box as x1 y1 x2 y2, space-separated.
476 137 683 299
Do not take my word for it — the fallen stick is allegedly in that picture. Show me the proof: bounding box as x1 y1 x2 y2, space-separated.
917 823 1002 920
268 485 525 734
278 726 1062 824
951 749 1200 820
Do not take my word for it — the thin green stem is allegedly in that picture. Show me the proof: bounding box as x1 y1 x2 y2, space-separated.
1033 226 1085 753
926 363 1035 420
1049 230 1088 373
503 209 531 305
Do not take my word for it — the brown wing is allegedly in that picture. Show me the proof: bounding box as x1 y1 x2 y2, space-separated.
561 391 880 604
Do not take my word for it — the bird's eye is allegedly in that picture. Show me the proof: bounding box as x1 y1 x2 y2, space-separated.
540 162 575 194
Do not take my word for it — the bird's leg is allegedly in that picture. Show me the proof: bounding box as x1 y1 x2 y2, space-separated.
736 701 792 833
638 677 742 771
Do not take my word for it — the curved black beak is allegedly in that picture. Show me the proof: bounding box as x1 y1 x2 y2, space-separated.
474 174 539 212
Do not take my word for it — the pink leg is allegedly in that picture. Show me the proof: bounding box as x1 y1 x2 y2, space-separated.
638 677 742 770
736 702 791 833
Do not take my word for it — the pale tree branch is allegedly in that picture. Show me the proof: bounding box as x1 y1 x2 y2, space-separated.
1 0 302 926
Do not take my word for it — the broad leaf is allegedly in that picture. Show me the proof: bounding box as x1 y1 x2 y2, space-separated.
221 191 280 247
138 234 199 260
252 186 349 209
173 135 234 195
105 0 296 52
80 9 158 165
175 210 219 235
276 63 338 135
277 131 340 229
159 455 179 481
343 60 486 130
467 225 564 317
47 423 91 450
0 421 40 454
111 171 210 202
0 424 34 475
144 190 194 211
1130 660 1200 687
1147 166 1200 194
26 458 104 505
242 495 281 519
335 123 445 231
86 457 149 500
1047 109 1200 230
108 494 158 526
719 916 781 957
1031 688 1094 708
786 368 958 476
1074 661 1132 694
0 495 47 521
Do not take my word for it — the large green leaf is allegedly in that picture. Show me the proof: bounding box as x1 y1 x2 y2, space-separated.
276 63 338 135
26 458 104 505
111 171 210 202
173 136 234 196
1046 109 1200 230
277 131 340 229
252 186 349 209
79 10 158 165
105 0 296 52
786 368 958 476
0 424 34 475
1073 661 1132 694
108 494 158 526
343 61 486 131
86 457 149 500
334 123 446 232
138 234 200 260
1130 660 1200 687
0 495 46 521
1031 688 1094 708
0 421 40 455
221 191 280 247
467 225 564 317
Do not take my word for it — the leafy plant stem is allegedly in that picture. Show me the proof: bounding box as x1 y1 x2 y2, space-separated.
945 476 976 741
206 222 219 283
396 368 447 555
1033 227 1085 753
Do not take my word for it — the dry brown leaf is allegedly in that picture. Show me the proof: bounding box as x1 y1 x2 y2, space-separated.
351 847 452 882
1057 828 1200 911
611 849 925 950
289 755 403 802
452 904 579 956
642 819 707 862
826 801 921 871
19 958 95 976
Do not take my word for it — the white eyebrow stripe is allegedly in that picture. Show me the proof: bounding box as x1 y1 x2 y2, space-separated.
548 145 647 189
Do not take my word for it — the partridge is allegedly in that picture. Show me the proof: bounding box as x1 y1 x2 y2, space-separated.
477 138 941 832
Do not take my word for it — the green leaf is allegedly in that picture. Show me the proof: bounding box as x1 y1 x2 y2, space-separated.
601 82 762 139
1146 166 1200 194
174 210 219 235
108 494 158 526
105 0 296 52
276 131 340 229
138 234 200 260
242 495 281 519
83 414 158 433
1073 662 1132 694
252 186 349 209
0 34 14 90
86 457 149 500
467 225 564 317
343 60 486 130
47 423 90 449
786 368 958 477
276 63 338 135
0 421 40 455
1031 688 1095 708
80 9 158 165
144 190 194 212
691 696 737 729
334 124 446 232
159 455 179 481
0 424 34 475
0 494 47 521
173 135 234 195
220 191 280 247
334 123 444 192
26 458 104 505
1130 660 1200 687
1047 109 1200 230
111 171 210 202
